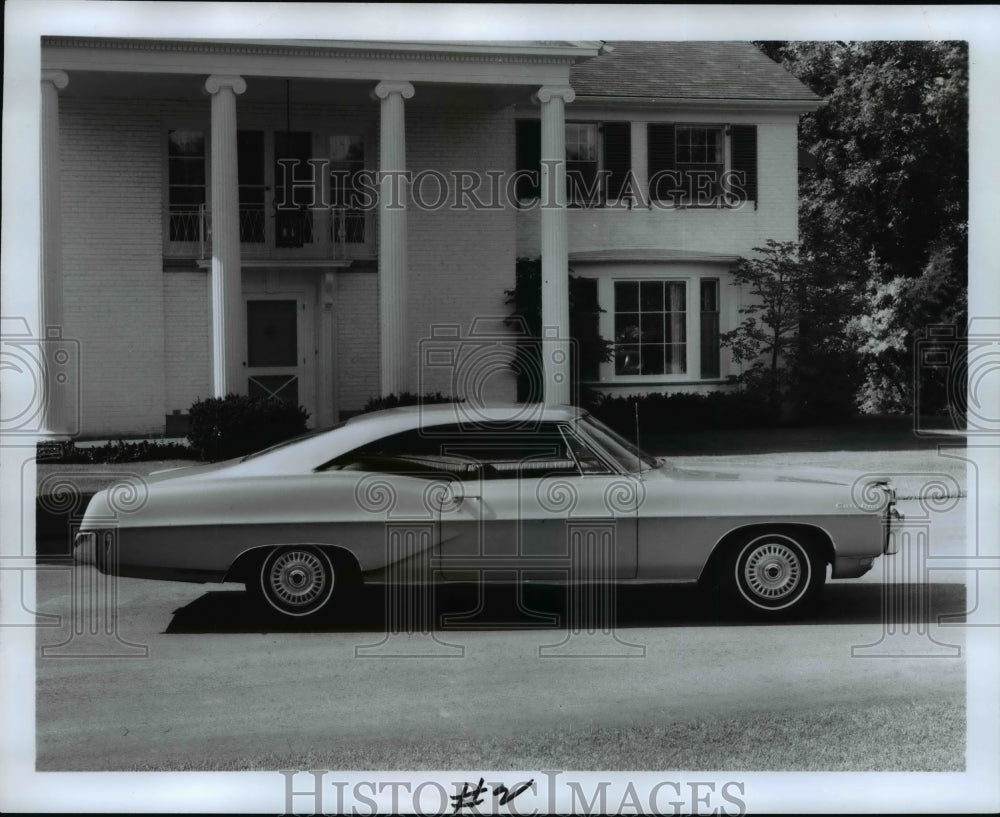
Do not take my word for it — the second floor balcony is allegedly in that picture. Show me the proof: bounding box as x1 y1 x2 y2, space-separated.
165 205 377 263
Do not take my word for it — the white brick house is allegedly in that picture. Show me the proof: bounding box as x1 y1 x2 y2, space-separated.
39 38 820 438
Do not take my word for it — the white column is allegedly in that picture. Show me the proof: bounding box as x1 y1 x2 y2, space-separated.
373 80 414 397
204 74 247 397
533 85 575 406
40 70 69 435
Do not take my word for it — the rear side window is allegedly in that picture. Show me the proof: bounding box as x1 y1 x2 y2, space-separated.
320 422 606 479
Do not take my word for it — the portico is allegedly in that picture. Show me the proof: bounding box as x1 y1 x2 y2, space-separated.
39 38 602 435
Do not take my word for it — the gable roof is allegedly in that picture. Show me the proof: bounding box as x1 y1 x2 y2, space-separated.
572 41 820 101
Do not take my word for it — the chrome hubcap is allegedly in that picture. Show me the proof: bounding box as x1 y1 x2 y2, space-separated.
744 542 802 600
268 550 328 607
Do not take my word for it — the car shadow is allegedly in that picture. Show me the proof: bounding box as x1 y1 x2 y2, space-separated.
164 582 967 634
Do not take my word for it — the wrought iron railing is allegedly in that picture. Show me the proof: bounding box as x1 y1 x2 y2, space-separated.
165 206 375 260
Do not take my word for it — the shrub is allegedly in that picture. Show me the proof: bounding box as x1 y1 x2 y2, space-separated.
187 394 309 461
589 391 774 437
360 392 460 414
36 439 196 464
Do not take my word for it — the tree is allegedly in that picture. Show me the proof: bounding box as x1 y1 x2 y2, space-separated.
757 41 968 414
720 240 804 416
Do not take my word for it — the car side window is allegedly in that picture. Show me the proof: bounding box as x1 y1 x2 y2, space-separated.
320 422 586 480
432 422 581 480
319 427 480 480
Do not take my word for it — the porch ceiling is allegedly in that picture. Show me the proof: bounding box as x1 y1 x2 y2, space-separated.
57 71 537 108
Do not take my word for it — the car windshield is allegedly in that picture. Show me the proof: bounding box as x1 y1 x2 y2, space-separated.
577 414 659 473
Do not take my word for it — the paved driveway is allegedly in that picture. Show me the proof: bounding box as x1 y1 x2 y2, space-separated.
34 563 966 771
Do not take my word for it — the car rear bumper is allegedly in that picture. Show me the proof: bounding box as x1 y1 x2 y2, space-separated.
73 530 221 583
884 505 904 555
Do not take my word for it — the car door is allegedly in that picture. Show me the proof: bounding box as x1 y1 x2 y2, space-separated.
436 423 639 581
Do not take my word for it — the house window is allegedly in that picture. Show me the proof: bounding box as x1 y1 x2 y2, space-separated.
676 126 724 205
274 131 314 247
238 130 266 244
566 123 599 204
515 120 632 206
329 134 367 244
614 281 687 376
700 279 721 378
648 124 758 206
167 129 205 243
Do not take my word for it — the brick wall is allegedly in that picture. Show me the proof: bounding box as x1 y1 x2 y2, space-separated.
403 104 518 405
60 98 167 437
334 270 380 411
516 121 800 256
162 271 211 413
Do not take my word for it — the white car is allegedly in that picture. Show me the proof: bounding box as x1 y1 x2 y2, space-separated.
74 404 901 620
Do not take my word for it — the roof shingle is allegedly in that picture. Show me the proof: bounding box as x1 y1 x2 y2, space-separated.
572 41 820 101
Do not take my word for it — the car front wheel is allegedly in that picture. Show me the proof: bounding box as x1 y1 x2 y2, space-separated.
257 546 337 618
725 532 824 618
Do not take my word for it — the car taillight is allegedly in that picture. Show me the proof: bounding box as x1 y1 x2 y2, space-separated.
884 486 903 555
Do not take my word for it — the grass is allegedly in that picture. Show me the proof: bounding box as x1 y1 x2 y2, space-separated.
123 698 963 772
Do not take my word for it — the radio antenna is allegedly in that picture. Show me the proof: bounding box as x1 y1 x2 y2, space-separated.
634 399 643 479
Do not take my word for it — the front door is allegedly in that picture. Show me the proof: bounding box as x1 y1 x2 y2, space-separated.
244 295 315 424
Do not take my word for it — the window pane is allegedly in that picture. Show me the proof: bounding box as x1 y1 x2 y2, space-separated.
640 281 663 311
640 347 664 375
330 134 364 163
238 130 265 185
168 186 205 207
615 282 639 313
168 130 204 157
247 300 297 367
665 311 685 344
615 313 640 343
168 157 205 186
667 344 687 374
706 129 723 163
640 312 663 343
616 345 640 375
667 282 686 311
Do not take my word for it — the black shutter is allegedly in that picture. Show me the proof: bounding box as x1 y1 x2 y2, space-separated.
730 125 758 205
570 276 601 382
602 122 632 203
647 123 675 202
515 119 541 200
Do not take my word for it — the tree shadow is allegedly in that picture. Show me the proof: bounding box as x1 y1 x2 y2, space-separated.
164 581 967 635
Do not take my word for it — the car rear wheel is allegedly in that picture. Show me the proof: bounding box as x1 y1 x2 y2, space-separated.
257 546 337 618
724 531 824 618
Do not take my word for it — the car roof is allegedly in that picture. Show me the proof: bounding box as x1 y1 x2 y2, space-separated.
344 402 585 428
230 403 588 475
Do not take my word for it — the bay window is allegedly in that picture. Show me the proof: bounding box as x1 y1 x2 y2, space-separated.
603 273 726 383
